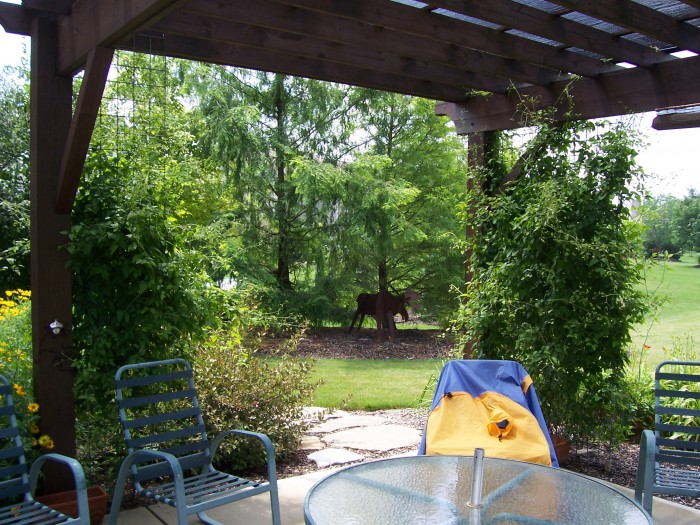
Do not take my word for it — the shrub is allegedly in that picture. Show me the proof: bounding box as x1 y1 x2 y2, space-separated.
193 328 319 472
456 119 651 445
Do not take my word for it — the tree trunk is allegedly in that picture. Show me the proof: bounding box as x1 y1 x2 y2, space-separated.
273 74 292 289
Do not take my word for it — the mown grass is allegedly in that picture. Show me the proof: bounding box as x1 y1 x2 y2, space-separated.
631 252 700 368
309 358 445 410
303 256 700 409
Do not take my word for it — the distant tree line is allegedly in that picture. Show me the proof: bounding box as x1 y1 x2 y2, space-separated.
641 190 700 258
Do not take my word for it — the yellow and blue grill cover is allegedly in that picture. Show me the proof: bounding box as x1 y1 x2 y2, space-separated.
418 360 558 467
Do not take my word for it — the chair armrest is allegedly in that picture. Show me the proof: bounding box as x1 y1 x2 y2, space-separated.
635 429 656 511
210 430 278 483
28 453 90 519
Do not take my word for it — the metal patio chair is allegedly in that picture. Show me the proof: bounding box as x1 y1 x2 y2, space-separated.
635 360 700 515
0 374 90 525
109 358 281 525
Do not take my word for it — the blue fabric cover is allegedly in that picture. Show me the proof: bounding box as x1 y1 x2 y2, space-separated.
418 359 559 467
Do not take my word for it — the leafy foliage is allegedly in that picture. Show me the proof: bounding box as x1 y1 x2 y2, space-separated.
0 289 55 461
69 53 223 407
0 69 30 290
641 190 700 256
193 329 318 471
455 119 651 444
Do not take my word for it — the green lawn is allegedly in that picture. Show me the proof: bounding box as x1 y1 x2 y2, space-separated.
309 358 444 410
631 253 700 368
303 255 700 409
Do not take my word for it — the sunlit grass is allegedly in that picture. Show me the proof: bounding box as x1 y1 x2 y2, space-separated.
631 252 700 368
309 358 444 410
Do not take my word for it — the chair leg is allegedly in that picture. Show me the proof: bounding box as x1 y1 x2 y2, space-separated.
108 462 132 525
270 488 282 525
197 511 223 525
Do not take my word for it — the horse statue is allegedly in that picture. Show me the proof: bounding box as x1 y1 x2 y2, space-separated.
348 288 420 341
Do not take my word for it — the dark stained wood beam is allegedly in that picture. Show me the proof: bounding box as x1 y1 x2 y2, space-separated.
56 47 114 214
266 0 619 78
30 14 75 492
24 0 71 15
550 0 700 54
438 54 700 132
126 32 471 101
154 11 519 94
652 106 700 130
426 0 673 68
0 2 31 35
56 0 188 75
177 1 562 87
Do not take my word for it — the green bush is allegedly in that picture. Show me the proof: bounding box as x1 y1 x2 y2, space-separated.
456 119 651 445
193 328 319 472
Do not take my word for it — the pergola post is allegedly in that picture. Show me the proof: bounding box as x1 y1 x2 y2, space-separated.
30 15 76 492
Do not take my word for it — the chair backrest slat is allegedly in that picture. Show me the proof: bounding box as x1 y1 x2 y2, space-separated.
116 368 191 389
0 477 30 500
653 361 700 459
0 374 31 504
115 359 213 484
127 423 207 450
116 388 196 410
120 406 200 430
0 445 26 462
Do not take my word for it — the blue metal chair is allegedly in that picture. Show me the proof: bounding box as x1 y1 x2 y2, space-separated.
109 358 281 525
0 374 90 525
635 360 700 515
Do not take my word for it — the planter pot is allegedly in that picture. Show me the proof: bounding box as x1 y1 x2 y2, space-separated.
37 485 108 525
551 435 571 465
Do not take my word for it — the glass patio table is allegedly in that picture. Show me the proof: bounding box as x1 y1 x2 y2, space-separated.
304 455 652 525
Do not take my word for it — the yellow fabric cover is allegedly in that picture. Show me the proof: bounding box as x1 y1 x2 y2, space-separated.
425 391 552 466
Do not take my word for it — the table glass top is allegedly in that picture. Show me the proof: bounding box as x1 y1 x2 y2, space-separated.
304 455 651 525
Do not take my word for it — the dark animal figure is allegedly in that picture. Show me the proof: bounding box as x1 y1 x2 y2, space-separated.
348 289 419 341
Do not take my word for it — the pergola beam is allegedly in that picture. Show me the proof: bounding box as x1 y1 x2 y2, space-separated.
438 54 700 132
174 1 561 88
55 46 114 213
266 0 620 79
425 0 674 68
653 106 700 130
128 32 473 101
0 2 31 35
550 0 700 54
56 0 187 75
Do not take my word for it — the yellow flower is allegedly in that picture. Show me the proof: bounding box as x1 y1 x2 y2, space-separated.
29 423 39 435
12 384 26 397
27 403 39 413
38 435 54 450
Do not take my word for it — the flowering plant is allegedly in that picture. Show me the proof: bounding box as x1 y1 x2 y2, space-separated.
0 289 54 461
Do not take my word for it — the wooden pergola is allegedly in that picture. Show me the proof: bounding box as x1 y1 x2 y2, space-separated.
2 0 700 489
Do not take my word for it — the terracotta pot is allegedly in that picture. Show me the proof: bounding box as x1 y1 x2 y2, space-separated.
37 485 108 525
551 435 571 465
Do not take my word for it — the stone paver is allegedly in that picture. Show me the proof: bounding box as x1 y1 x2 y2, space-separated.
310 414 388 433
299 435 324 450
323 424 421 452
308 448 365 467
